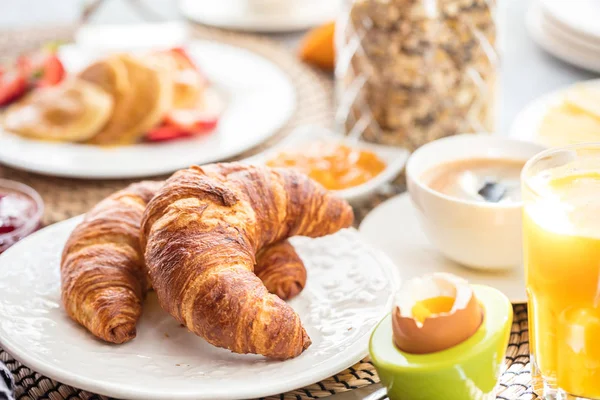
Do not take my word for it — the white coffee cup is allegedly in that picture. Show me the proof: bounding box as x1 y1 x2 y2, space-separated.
406 134 545 270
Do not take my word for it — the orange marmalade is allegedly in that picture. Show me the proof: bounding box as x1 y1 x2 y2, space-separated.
266 141 386 190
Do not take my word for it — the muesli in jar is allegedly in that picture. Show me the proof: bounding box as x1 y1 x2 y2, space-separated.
336 0 498 150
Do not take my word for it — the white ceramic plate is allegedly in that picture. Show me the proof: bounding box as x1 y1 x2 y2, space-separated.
541 0 600 43
74 22 191 52
0 218 399 400
179 0 341 33
527 3 600 74
509 78 600 147
0 41 296 179
539 6 600 53
359 193 526 303
242 126 410 203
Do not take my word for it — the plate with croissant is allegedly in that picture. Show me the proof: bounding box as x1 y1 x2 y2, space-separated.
0 164 399 400
0 42 295 179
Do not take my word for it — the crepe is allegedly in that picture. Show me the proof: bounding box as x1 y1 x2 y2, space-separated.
79 54 173 145
78 55 130 101
2 78 113 142
144 51 205 110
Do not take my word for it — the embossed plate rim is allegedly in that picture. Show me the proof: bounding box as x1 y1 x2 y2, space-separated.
0 216 400 400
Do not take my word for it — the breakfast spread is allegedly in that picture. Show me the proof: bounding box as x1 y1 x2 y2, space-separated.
537 86 600 147
0 180 42 254
370 273 512 400
266 141 386 190
422 158 525 204
2 21 598 400
524 154 600 398
1 46 220 145
61 163 353 359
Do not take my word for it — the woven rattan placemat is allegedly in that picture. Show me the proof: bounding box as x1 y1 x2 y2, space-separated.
0 26 539 400
0 303 536 400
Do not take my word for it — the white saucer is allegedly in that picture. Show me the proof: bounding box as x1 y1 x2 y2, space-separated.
359 193 527 303
541 0 600 44
527 3 600 74
509 78 600 147
178 0 341 33
0 217 399 400
0 40 295 179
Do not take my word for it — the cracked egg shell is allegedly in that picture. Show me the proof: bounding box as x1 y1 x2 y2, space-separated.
392 273 483 354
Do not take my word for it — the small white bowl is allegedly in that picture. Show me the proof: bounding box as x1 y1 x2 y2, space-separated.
406 134 545 270
242 126 409 203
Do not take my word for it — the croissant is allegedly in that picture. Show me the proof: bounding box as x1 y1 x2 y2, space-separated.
141 163 354 359
61 179 309 344
61 181 163 344
255 240 306 301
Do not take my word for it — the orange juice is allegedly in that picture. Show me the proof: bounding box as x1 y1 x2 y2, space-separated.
524 169 600 399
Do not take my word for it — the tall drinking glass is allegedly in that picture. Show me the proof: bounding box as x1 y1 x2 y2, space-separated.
522 144 600 400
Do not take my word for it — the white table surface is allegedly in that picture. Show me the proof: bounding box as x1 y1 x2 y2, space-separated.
0 0 596 134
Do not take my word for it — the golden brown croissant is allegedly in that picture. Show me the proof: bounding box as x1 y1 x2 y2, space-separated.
141 163 354 359
255 240 306 301
61 179 308 344
61 181 163 344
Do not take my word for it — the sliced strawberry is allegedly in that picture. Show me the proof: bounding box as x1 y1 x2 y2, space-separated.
169 47 198 70
0 70 27 106
164 109 219 133
146 109 218 142
146 125 193 142
34 53 65 87
16 55 32 76
168 47 209 84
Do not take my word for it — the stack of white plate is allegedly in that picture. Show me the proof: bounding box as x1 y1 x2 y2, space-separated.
527 0 600 73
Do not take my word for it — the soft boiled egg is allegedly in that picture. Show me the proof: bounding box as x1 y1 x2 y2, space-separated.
392 273 483 354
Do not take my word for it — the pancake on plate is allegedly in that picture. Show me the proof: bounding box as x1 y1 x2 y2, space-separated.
80 54 174 145
1 78 113 142
144 50 205 110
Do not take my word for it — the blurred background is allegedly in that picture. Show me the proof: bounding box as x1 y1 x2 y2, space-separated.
2 2 600 399
0 0 595 134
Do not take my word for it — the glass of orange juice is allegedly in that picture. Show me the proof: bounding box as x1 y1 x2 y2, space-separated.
522 144 600 400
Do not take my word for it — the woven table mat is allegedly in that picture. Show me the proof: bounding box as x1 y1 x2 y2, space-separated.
0 303 537 400
0 26 539 400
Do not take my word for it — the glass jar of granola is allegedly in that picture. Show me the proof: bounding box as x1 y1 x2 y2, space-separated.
336 0 498 150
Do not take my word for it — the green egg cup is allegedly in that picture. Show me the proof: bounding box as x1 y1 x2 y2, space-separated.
369 285 513 400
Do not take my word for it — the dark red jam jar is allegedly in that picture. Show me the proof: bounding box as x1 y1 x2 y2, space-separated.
0 179 44 254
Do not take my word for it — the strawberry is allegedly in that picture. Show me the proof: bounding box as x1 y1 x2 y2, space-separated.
168 47 208 84
0 70 27 106
164 109 219 132
16 55 32 76
146 126 193 142
169 47 198 70
146 110 219 143
0 43 65 107
33 53 65 88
